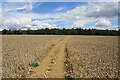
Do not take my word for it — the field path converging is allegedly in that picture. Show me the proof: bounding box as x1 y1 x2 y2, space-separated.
26 36 70 78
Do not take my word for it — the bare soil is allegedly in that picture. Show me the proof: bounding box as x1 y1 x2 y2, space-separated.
2 35 66 78
26 36 69 78
66 36 119 78
2 35 119 78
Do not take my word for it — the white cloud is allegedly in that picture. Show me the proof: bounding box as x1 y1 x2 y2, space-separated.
2 0 120 2
2 2 118 30
6 2 118 22
40 19 62 23
3 17 58 30
95 19 111 27
0 2 3 26
88 25 119 30
0 8 2 24
61 6 97 27
23 2 33 13
73 18 97 27
60 2 118 28
86 2 118 18
32 20 58 29
4 2 43 14
55 7 65 11
64 24 77 29
6 2 33 13
62 2 118 20
6 11 64 20
3 17 31 29
109 25 119 30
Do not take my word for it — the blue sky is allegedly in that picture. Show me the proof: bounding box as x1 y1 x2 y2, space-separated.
0 1 119 30
32 2 87 13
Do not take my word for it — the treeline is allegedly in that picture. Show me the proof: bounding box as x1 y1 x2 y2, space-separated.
1 28 119 36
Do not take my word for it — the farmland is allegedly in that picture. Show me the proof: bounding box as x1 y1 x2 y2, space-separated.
2 35 66 78
66 36 119 78
2 35 119 78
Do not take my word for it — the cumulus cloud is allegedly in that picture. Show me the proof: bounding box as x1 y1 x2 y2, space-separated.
3 17 58 30
3 17 31 29
64 25 75 29
73 18 97 27
86 3 118 18
88 25 119 30
6 2 118 23
95 19 111 27
108 25 119 30
60 2 118 29
2 2 118 30
32 20 58 29
61 6 97 27
62 2 118 20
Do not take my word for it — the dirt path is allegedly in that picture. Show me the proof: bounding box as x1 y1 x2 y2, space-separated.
26 36 70 78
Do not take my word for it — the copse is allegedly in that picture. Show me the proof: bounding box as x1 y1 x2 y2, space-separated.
1 28 119 36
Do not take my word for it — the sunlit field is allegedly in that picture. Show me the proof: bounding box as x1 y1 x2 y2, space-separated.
2 35 119 78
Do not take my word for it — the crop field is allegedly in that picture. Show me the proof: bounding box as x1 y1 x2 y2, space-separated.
0 52 1 79
2 35 119 78
2 35 66 78
66 36 119 78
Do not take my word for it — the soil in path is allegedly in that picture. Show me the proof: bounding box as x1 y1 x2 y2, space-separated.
26 36 70 78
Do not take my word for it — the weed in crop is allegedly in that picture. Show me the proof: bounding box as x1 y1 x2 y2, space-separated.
29 70 35 74
21 75 26 78
46 69 52 71
51 59 56 61
30 63 39 67
50 61 54 64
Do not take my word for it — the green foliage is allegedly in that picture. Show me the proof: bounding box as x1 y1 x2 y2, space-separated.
50 61 54 64
46 69 52 71
30 63 39 67
51 59 56 60
65 74 72 80
29 70 35 74
21 75 26 78
1 28 119 36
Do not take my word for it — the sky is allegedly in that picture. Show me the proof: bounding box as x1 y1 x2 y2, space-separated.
0 0 119 30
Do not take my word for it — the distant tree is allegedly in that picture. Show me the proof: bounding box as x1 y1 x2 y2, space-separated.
1 28 119 36
26 28 31 35
2 29 8 34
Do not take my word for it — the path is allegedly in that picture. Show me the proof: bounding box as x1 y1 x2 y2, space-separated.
26 36 70 78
